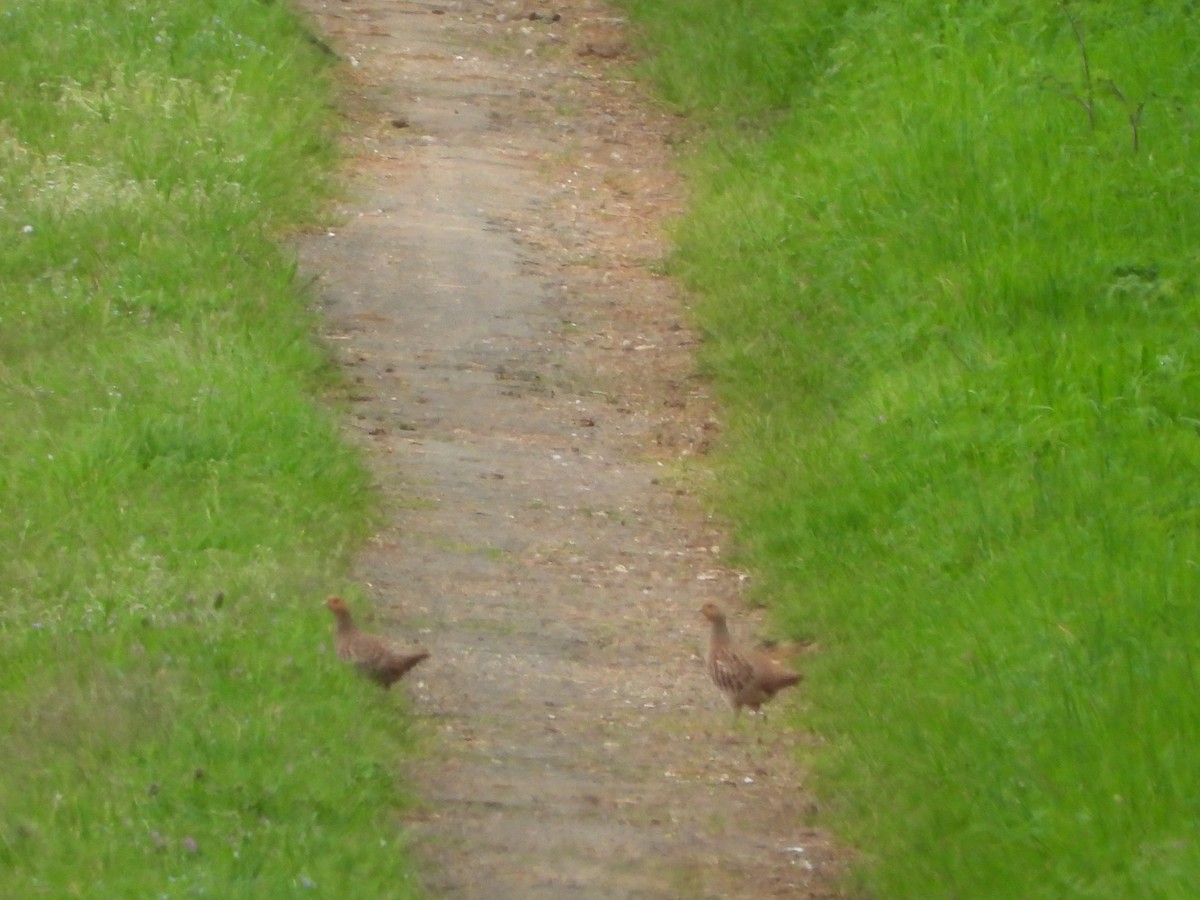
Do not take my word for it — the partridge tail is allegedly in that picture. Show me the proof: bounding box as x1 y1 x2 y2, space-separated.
376 650 430 688
763 669 802 694
776 671 802 689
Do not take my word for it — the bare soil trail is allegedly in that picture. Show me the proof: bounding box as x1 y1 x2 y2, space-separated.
297 1 850 896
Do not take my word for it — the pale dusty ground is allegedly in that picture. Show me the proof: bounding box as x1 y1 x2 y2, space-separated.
296 0 851 896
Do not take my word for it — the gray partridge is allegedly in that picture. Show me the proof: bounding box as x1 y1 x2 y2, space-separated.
701 602 801 715
325 596 429 688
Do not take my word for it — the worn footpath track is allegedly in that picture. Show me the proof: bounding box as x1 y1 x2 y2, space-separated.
297 0 848 896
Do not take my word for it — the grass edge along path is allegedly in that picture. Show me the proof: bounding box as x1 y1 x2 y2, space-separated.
618 1 1200 897
0 1 422 896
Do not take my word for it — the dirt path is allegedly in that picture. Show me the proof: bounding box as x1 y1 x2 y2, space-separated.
297 1 848 896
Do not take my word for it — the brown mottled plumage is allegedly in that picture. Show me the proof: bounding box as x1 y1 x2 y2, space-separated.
701 602 801 715
325 596 429 688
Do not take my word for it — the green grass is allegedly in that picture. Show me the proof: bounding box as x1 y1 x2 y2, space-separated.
0 0 422 896
619 0 1200 896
